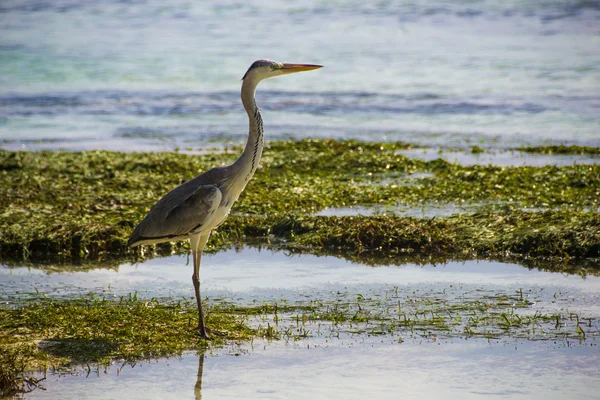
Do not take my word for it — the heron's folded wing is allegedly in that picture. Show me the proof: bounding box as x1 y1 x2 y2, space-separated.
163 185 222 235
129 184 222 245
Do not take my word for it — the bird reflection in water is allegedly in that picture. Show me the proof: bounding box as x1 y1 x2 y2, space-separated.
194 348 207 400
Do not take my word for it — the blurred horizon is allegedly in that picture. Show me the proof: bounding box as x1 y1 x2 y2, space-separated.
1 0 599 151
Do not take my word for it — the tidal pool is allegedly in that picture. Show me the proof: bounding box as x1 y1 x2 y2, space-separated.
2 248 599 399
315 202 496 218
2 248 599 308
396 148 600 167
23 338 600 400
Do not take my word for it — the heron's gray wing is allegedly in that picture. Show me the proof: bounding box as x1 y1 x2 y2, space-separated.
128 184 222 246
163 185 222 234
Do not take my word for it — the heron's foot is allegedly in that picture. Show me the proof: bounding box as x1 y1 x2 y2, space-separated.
205 327 226 338
197 329 210 340
187 326 209 339
189 326 225 340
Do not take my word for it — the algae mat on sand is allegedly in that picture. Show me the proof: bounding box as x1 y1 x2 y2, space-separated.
0 139 598 271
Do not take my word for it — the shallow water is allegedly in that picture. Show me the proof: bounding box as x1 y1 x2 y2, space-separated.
314 201 563 218
25 339 600 400
2 0 599 151
316 202 497 217
396 148 600 167
4 248 598 399
3 248 599 309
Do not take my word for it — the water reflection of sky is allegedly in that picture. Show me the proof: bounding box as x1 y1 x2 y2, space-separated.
3 248 599 312
25 339 600 400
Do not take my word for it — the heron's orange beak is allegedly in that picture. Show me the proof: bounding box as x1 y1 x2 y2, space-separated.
281 63 323 74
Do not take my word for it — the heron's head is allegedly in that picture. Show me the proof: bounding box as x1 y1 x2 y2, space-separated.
242 59 322 82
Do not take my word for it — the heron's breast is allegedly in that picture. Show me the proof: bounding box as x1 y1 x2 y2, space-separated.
200 201 233 233
199 175 248 233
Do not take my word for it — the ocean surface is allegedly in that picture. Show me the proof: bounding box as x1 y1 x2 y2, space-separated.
1 0 599 152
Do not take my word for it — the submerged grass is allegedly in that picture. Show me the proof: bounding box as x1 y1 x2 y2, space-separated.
1 287 596 394
0 139 598 269
256 289 598 342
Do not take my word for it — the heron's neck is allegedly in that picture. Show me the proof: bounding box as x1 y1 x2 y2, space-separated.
231 77 264 184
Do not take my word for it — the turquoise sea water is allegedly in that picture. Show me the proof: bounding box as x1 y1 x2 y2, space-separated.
1 0 599 151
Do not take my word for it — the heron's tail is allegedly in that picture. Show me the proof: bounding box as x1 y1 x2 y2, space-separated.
127 225 143 248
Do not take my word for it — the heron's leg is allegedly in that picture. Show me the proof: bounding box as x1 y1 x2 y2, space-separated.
192 250 208 339
190 234 210 339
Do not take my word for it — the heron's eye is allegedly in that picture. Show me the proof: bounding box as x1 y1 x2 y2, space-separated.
271 63 282 70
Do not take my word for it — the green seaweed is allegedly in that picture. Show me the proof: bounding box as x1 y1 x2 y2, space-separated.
0 139 598 270
0 296 258 378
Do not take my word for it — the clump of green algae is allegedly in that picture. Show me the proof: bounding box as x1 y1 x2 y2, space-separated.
0 295 271 396
0 139 598 269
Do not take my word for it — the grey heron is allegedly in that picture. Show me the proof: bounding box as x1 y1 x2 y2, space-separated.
128 60 322 339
